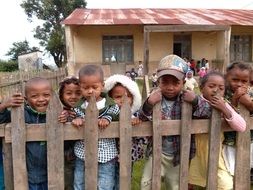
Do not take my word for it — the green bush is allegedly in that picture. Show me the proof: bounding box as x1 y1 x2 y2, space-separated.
0 60 18 72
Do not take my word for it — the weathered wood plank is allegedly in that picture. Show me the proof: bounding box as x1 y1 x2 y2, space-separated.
206 109 221 190
152 102 162 190
179 102 192 190
143 29 150 74
2 140 13 190
85 96 99 190
119 97 132 190
47 92 64 190
4 118 253 142
141 75 150 101
234 105 251 190
11 104 28 190
145 25 230 32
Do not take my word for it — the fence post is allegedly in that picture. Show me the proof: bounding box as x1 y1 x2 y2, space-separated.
152 102 162 190
206 108 221 189
119 96 132 190
234 105 251 189
11 103 28 189
85 96 99 190
142 75 150 102
2 137 13 190
47 91 64 189
179 101 192 190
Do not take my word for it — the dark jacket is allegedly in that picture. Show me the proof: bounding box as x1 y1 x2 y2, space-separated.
0 105 47 184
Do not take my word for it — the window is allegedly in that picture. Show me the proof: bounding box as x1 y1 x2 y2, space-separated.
230 35 252 62
102 35 133 64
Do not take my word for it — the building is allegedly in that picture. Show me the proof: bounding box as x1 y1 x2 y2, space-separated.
62 8 253 77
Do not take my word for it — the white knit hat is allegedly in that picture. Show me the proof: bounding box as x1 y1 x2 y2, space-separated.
104 74 141 114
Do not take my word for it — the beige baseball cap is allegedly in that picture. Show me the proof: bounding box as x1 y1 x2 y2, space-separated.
157 54 189 80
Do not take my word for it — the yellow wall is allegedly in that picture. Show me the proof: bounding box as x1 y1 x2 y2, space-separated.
66 25 253 76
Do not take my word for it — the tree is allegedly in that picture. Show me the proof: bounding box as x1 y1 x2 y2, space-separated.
6 40 39 61
21 0 87 68
0 60 18 72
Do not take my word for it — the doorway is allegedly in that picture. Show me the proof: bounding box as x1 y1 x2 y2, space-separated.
173 34 191 59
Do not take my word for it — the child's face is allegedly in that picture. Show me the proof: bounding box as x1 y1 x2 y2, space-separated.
79 74 104 101
62 83 82 108
25 82 52 113
186 72 193 78
201 75 225 101
226 68 250 92
158 75 184 99
110 85 133 108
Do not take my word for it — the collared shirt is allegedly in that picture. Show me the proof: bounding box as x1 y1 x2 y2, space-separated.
139 93 211 166
74 95 120 163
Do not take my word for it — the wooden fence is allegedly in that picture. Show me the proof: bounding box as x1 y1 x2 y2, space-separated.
0 68 67 101
0 74 251 190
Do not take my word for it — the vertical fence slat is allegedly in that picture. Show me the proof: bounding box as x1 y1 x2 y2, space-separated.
142 75 150 101
119 96 132 190
85 96 98 190
2 139 13 190
152 102 162 190
179 102 192 190
47 92 64 190
234 105 251 190
206 109 221 189
11 104 28 189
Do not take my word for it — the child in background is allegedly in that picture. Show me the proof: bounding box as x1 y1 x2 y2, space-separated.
184 70 198 91
0 77 52 190
104 74 147 190
71 65 120 190
224 62 253 181
58 76 82 190
198 67 207 78
139 54 212 190
188 71 246 189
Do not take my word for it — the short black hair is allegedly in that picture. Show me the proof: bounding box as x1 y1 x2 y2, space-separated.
25 77 51 96
226 62 252 73
199 71 224 89
79 64 104 81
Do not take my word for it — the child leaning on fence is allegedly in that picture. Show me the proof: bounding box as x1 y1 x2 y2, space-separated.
139 54 213 190
104 74 148 190
188 71 246 190
0 77 52 190
223 62 253 181
68 65 120 190
58 76 82 190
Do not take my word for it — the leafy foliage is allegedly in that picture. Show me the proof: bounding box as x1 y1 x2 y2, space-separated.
6 40 39 61
0 60 18 72
21 0 87 68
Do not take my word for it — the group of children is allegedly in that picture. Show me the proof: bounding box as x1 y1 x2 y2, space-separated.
0 54 252 190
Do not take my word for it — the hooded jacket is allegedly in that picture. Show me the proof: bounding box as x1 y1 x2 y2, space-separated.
104 74 142 114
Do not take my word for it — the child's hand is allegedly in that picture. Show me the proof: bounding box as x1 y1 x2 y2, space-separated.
131 118 142 126
183 90 196 103
3 93 23 108
72 118 84 128
210 95 232 119
147 88 162 106
98 118 110 129
58 110 69 123
232 86 247 105
239 94 253 112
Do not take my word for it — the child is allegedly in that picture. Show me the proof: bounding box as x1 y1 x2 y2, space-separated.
71 65 120 190
104 74 147 189
198 67 207 78
139 54 211 190
188 71 246 189
58 76 82 190
151 72 158 88
0 77 52 190
224 62 253 181
184 70 198 91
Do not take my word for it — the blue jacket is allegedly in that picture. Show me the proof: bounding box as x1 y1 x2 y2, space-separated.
0 105 47 184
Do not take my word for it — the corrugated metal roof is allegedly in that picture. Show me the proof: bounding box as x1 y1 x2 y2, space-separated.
62 8 253 26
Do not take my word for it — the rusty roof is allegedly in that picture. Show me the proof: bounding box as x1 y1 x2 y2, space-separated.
62 8 253 26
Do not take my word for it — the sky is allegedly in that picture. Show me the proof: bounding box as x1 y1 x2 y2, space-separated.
0 0 253 63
